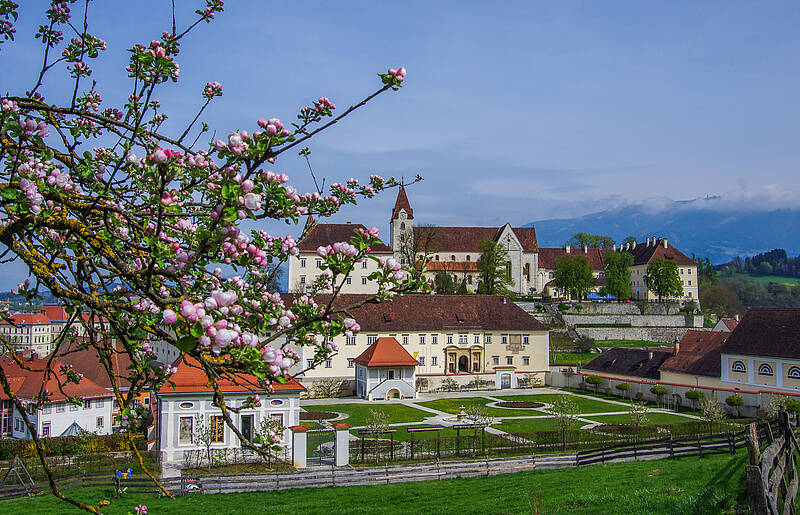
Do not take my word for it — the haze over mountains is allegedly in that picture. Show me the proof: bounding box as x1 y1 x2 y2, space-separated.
525 197 800 265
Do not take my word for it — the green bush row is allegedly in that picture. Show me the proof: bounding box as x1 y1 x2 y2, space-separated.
0 433 145 460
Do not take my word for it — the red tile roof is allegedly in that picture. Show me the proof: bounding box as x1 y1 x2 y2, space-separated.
391 186 414 220
39 305 70 322
660 330 729 377
623 239 695 266
158 356 305 394
296 223 392 253
583 347 672 379
0 352 113 402
283 293 549 332
719 318 739 332
720 308 800 360
418 226 538 253
354 337 419 367
538 247 609 270
52 339 134 390
0 313 50 324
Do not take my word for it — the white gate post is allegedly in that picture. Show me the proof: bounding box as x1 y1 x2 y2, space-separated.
290 425 309 469
332 423 351 466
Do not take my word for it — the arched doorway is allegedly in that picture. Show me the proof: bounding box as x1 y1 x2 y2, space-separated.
387 388 401 400
458 356 469 373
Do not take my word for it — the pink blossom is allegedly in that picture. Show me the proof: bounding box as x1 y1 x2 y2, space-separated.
162 309 177 325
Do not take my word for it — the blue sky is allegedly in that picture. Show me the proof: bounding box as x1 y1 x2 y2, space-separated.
2 1 800 288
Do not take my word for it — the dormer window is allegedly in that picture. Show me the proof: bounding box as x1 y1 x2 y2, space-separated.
451 255 456 261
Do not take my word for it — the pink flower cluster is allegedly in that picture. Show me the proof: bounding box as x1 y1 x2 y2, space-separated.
381 257 406 281
203 81 223 99
21 118 49 138
1 99 18 112
316 241 358 258
388 67 407 81
19 179 43 214
134 505 147 515
256 117 289 138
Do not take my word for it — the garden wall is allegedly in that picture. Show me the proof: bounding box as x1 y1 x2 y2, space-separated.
561 314 703 328
574 327 704 343
516 301 686 316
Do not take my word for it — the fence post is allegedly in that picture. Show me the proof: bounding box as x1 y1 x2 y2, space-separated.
669 437 674 459
456 427 461 457
360 434 365 463
436 433 441 460
390 432 395 462
290 425 309 469
697 435 702 457
746 465 769 514
332 424 351 467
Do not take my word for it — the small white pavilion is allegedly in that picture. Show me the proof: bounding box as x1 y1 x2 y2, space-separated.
354 337 419 400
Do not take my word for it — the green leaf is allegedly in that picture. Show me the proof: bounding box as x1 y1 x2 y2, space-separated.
0 189 19 200
176 336 196 352
223 208 238 222
190 322 204 338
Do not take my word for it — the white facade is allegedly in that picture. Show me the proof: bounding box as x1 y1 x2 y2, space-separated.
156 391 301 464
355 364 417 400
1 397 113 439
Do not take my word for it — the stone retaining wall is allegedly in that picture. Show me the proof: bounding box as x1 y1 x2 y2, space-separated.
574 326 708 343
562 314 703 328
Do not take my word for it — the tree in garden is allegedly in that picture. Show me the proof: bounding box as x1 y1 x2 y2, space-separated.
601 251 633 301
699 398 727 433
311 378 344 399
685 389 704 410
725 394 744 418
192 414 216 472
650 385 667 408
550 396 579 451
440 377 458 392
476 239 512 295
644 258 683 303
615 382 630 400
585 374 603 393
552 255 594 301
255 417 285 466
0 2 427 511
628 401 649 440
568 232 615 250
365 408 390 463
397 223 439 272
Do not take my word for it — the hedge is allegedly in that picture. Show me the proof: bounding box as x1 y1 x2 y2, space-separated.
0 433 145 460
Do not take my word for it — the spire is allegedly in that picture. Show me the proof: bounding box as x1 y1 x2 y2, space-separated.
391 185 413 221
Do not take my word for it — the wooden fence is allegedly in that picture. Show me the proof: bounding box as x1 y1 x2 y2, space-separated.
0 471 163 501
745 412 799 515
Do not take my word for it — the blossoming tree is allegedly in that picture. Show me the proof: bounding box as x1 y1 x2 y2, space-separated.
0 1 425 511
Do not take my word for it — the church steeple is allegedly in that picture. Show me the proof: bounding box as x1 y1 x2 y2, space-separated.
391 186 414 222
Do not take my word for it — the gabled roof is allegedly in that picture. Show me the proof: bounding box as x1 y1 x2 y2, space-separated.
0 352 113 402
158 356 305 395
425 261 479 272
52 339 134 390
39 305 70 322
391 186 414 220
538 247 609 270
354 337 419 367
416 226 538 253
720 308 800 360
583 347 672 379
0 313 50 324
622 238 695 266
282 294 549 332
660 330 729 377
296 223 392 253
718 318 739 332
59 421 86 437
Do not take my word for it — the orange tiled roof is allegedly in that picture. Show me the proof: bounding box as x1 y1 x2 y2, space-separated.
158 356 305 394
354 337 419 367
425 261 479 272
0 352 113 402
391 186 414 220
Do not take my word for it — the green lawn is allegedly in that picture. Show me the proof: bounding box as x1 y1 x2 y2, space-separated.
731 272 800 286
352 425 462 441
595 339 661 348
560 388 705 417
5 452 748 514
586 413 698 425
492 417 582 433
416 397 547 417
301 403 430 427
552 352 598 364
496 393 626 414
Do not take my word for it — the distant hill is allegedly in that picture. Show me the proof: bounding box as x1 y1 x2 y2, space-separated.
525 203 800 265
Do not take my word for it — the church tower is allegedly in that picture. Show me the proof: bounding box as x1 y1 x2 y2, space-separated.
389 186 414 262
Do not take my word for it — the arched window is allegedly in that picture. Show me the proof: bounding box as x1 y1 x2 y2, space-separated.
466 255 471 261
758 363 774 376
451 255 456 261
788 367 800 379
400 222 405 230
435 255 439 261
731 360 747 373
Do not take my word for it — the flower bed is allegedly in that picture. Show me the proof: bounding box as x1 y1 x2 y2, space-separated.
300 411 339 421
495 401 545 409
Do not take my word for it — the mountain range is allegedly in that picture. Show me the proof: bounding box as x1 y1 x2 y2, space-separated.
524 202 800 265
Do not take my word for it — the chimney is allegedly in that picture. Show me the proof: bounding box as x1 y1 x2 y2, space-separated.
565 244 570 254
632 242 636 249
503 297 507 304
735 314 740 321
674 338 680 355
613 244 617 251
584 245 588 253
648 351 653 359
663 239 668 249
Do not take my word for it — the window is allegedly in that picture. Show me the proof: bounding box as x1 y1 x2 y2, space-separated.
474 335 480 344
96 399 104 408
451 255 456 261
788 367 800 379
687 269 692 274
731 360 747 373
466 255 471 261
362 260 368 269
431 356 438 366
680 269 684 274
402 335 409 345
523 336 529 345
400 222 405 230
362 277 367 285
506 356 513 365
300 275 306 284
458 334 467 344
316 259 322 268
688 292 693 297
688 280 692 286
70 403 79 412
346 277 352 285
485 335 492 344
523 356 530 366
758 363 774 376
367 335 378 344
419 357 425 366
56 403 65 413
42 422 50 437
43 405 51 414
300 258 306 268
419 335 426 345
346 336 356 345
347 358 355 368
501 335 508 344
447 335 453 344
96 417 104 429
306 359 314 369
431 334 438 345
388 370 395 380
178 416 193 444
492 356 499 365
210 415 224 443
325 359 332 368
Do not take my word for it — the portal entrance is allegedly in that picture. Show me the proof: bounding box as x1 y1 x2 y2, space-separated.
458 356 469 372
